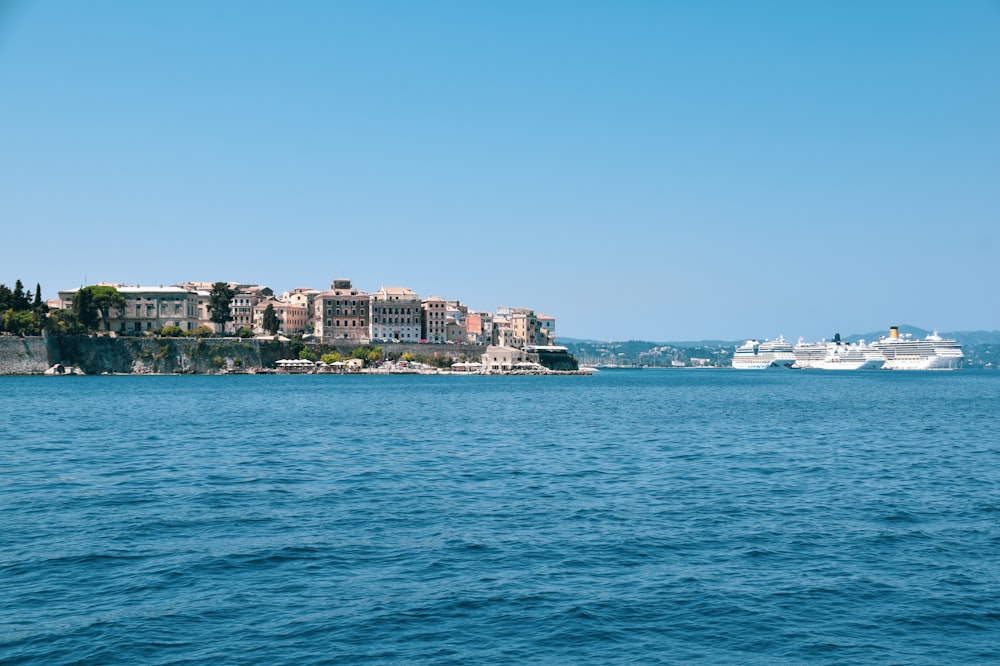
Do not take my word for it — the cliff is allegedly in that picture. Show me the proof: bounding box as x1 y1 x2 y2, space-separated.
0 337 49 375
0 336 489 375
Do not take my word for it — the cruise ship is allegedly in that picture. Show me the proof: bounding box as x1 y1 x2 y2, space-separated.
871 326 964 370
793 334 886 370
732 336 796 369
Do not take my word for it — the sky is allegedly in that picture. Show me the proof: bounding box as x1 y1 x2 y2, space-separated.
1 1 998 342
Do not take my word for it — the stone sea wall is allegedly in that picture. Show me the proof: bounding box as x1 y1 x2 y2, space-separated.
0 336 50 375
0 336 490 375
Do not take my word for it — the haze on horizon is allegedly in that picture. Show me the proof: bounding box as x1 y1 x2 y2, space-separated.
2 1 997 342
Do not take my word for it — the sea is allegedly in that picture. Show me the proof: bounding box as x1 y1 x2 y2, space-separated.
1 370 998 665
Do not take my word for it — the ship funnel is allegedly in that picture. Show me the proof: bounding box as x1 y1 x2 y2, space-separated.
889 326 899 339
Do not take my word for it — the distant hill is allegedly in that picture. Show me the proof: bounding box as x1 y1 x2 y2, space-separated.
942 330 1000 345
845 326 1000 346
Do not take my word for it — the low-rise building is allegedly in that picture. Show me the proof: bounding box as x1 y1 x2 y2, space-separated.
481 345 536 373
57 284 201 334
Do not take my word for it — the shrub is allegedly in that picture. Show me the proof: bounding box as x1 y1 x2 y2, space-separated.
188 325 214 338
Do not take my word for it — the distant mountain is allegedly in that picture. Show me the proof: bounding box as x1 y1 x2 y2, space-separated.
845 326 1000 346
942 330 1000 345
560 336 736 347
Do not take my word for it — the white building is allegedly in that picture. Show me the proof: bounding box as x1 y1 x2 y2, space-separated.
370 286 421 342
57 284 202 334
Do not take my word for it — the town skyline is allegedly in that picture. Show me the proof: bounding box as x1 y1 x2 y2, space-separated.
10 275 992 346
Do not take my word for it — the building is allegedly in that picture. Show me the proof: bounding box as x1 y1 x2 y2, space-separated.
281 287 322 329
421 296 448 343
57 284 201 334
494 314 516 347
537 313 556 345
314 279 370 343
173 282 273 333
465 312 495 345
481 345 537 373
253 297 309 335
512 309 541 348
230 286 272 333
370 286 421 342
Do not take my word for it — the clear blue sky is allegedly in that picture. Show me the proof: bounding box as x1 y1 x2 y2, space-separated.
2 1 998 341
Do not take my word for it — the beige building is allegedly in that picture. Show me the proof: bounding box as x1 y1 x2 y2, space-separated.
481 345 537 373
371 286 421 342
253 297 309 335
421 296 448 343
281 287 322 329
314 279 370 343
446 319 465 344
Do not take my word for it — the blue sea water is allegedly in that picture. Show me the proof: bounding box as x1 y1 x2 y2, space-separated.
1 370 998 665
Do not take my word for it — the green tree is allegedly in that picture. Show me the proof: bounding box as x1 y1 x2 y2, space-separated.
3 309 41 335
70 285 125 332
236 326 254 338
12 280 29 310
159 325 184 337
44 309 85 335
262 303 280 335
208 282 236 334
320 351 341 364
90 286 126 331
72 286 99 331
298 347 318 362
0 284 11 311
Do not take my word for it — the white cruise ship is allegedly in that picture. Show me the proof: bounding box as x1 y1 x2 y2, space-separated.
732 336 796 369
793 334 886 370
871 326 964 370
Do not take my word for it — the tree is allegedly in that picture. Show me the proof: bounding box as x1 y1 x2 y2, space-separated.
320 351 341 364
72 286 99 331
262 303 280 336
298 347 318 361
33 284 42 308
44 309 85 335
3 309 41 335
236 326 254 338
208 282 236 334
12 280 29 310
90 286 126 331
